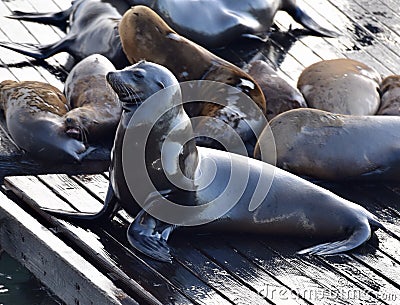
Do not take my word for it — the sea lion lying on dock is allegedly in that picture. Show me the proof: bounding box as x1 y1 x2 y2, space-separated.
0 80 88 162
102 61 382 262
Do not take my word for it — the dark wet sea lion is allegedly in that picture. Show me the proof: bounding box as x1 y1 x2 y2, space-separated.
102 61 382 262
119 6 267 153
0 0 129 69
0 80 87 162
64 54 121 144
254 108 400 181
127 0 338 48
297 58 381 115
245 60 307 120
377 75 400 115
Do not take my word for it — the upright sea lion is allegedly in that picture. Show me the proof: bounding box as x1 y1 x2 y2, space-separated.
119 6 267 153
126 0 338 48
377 75 400 115
64 54 121 144
297 58 381 115
245 60 307 120
101 61 381 262
0 80 87 162
254 108 400 181
0 0 129 68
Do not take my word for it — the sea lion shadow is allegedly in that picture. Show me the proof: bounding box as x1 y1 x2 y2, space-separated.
4 58 72 81
215 27 312 69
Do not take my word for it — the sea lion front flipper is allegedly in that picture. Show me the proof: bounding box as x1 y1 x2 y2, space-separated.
127 210 175 263
289 6 339 38
297 218 372 255
41 183 121 223
0 38 73 60
8 7 72 31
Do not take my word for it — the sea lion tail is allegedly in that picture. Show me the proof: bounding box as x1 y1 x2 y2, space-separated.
7 7 72 32
0 38 72 60
127 210 175 263
287 6 339 38
41 185 120 223
297 217 372 255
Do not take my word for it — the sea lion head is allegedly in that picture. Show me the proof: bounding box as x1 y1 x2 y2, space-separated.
64 108 91 141
106 60 178 106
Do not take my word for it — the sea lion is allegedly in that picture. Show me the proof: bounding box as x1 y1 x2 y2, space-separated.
64 54 121 144
101 61 381 262
377 75 400 115
0 80 87 162
0 0 129 69
297 58 381 115
254 108 400 181
126 0 338 48
245 60 307 120
119 6 267 153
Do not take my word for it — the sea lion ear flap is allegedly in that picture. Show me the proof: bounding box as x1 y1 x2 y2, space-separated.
156 80 166 89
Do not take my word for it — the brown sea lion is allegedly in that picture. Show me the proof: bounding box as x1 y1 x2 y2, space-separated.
246 60 307 120
126 0 338 48
254 108 400 181
377 75 400 115
64 54 121 144
297 58 381 115
0 80 87 162
118 6 267 153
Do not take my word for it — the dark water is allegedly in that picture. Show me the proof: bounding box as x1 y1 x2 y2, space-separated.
0 252 62 305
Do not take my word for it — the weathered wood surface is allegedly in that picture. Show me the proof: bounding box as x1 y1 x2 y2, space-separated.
4 174 400 305
0 0 400 304
0 191 139 305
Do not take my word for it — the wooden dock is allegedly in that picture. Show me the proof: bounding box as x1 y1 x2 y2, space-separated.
0 0 399 304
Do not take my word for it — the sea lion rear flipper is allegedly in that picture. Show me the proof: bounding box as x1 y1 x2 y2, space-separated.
41 183 121 223
0 38 73 60
289 6 339 38
8 7 72 31
297 218 372 255
127 210 175 263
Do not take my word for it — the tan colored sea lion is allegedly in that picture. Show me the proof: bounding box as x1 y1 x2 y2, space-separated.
254 108 400 181
377 75 400 115
297 58 381 115
0 80 87 162
64 54 121 144
246 60 307 120
118 6 267 153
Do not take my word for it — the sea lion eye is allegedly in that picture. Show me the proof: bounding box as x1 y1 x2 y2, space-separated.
133 69 145 79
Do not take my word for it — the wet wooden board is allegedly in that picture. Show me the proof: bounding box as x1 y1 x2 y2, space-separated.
0 0 400 305
4 174 400 305
0 191 139 305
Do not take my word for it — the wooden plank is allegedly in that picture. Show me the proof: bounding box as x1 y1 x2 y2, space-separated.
3 181 168 305
172 245 271 305
0 191 138 305
100 229 222 305
231 238 380 305
37 174 103 213
4 175 76 212
197 238 309 305
71 174 110 202
315 254 400 305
